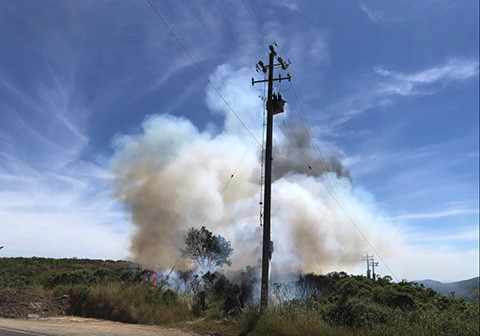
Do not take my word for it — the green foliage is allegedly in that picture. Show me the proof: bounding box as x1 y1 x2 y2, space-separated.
1 257 478 336
274 273 479 336
0 257 133 290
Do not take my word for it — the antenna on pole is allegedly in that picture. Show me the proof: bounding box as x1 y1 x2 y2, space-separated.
252 44 291 309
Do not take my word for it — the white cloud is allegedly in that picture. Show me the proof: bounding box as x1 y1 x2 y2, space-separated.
0 37 130 259
326 241 478 282
408 225 479 242
389 245 479 282
376 59 480 84
360 4 395 22
319 59 479 131
279 0 299 11
391 208 479 220
0 155 131 259
1 211 130 259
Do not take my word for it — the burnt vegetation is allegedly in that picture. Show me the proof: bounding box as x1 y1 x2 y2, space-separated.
1 250 479 335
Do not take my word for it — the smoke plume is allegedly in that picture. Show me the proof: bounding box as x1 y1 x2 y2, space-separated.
273 122 351 181
111 65 401 275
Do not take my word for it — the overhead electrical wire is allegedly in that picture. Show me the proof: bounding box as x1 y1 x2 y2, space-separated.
214 0 402 282
281 97 343 204
286 88 434 323
145 0 261 146
283 85 400 282
211 0 260 61
162 128 262 278
146 0 401 283
145 0 267 279
240 0 271 46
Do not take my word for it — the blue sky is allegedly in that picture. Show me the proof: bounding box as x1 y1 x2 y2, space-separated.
0 0 478 281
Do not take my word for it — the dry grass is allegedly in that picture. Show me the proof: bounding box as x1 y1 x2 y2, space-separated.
64 283 193 325
253 308 354 336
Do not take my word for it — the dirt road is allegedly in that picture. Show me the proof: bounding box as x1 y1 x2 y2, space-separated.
0 317 198 336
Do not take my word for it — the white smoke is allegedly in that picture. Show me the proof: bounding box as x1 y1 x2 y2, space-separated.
111 65 402 275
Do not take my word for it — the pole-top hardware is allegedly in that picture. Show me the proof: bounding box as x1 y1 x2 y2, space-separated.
276 57 291 70
269 44 277 55
256 60 268 74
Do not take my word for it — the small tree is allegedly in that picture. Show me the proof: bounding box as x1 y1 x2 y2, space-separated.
181 226 233 273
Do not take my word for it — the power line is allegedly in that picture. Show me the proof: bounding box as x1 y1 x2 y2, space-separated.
276 119 312 171
275 120 336 208
146 0 400 284
287 88 346 207
162 128 262 277
145 0 261 146
247 0 272 45
240 0 271 46
282 85 400 282
210 0 260 61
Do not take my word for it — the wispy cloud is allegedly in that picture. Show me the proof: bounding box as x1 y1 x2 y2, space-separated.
360 4 396 22
348 134 478 178
375 59 479 92
391 208 479 220
317 58 479 131
408 225 479 242
0 13 131 258
0 155 131 258
277 0 299 12
375 58 479 95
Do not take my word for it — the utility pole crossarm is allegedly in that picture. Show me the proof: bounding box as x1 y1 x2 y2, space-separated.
252 74 291 86
252 44 291 309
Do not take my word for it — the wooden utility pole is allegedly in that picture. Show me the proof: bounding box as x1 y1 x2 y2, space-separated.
252 44 291 308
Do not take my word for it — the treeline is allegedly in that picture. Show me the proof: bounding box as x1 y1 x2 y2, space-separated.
0 257 142 290
1 257 478 336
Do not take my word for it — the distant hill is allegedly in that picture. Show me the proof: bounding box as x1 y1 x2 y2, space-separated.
415 277 479 302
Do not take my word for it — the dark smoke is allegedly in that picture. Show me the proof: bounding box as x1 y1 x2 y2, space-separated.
273 122 351 181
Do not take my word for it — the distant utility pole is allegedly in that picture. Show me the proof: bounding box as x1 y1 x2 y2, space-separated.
252 44 291 308
371 258 379 280
362 253 379 280
362 254 371 279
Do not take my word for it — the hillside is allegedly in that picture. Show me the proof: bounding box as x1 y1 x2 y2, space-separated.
416 277 479 302
1 257 479 336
